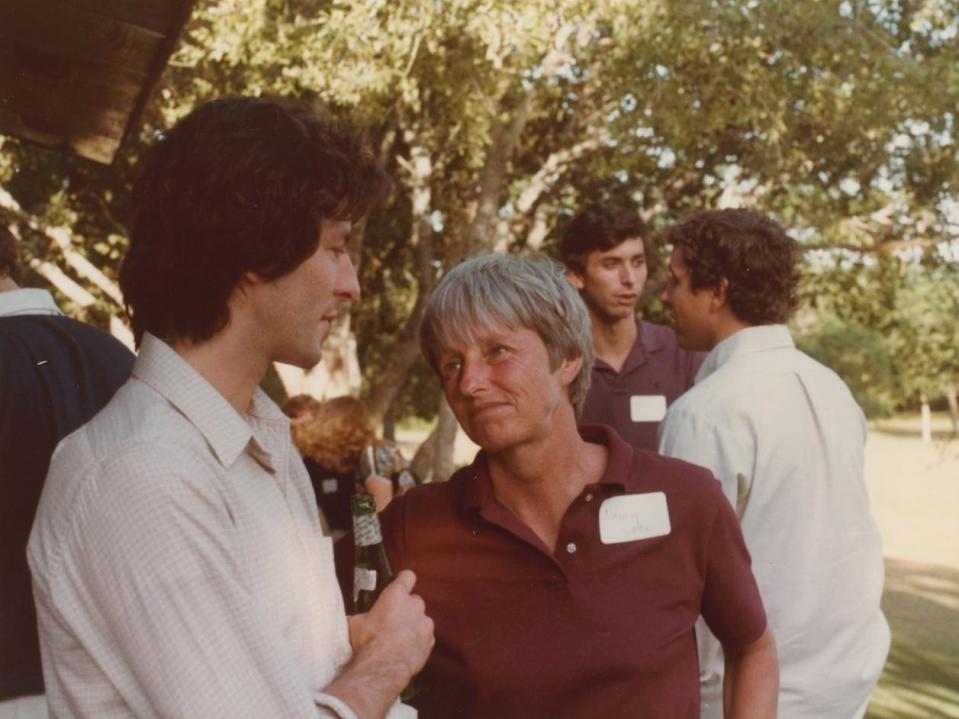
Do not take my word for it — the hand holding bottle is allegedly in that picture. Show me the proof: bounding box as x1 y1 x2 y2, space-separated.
348 570 435 684
326 569 433 717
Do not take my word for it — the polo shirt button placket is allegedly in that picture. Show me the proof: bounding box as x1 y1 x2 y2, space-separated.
565 542 577 554
584 493 594 503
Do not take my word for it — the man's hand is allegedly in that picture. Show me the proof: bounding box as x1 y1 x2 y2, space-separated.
348 569 434 675
326 570 434 718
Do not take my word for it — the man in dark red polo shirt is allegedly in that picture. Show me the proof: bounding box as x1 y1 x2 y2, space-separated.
561 204 704 451
337 254 778 718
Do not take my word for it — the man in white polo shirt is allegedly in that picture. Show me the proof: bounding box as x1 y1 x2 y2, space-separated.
658 208 890 719
28 97 433 719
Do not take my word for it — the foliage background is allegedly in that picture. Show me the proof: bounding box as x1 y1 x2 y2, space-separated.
2 0 958 452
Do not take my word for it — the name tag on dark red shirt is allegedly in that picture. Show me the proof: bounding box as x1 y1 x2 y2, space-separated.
599 492 671 544
630 394 667 422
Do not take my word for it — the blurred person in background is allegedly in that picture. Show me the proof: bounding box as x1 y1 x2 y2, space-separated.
282 393 322 426
293 396 417 534
0 222 133 719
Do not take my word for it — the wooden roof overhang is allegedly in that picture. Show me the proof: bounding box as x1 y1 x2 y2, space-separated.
0 0 197 164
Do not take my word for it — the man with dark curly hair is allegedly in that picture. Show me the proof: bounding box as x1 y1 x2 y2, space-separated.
28 98 433 719
658 209 890 719
560 203 704 452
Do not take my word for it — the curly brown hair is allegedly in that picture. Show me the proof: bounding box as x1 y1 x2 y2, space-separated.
666 209 801 325
292 396 375 474
281 393 321 420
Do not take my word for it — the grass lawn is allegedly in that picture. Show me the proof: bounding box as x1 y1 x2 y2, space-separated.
865 415 959 718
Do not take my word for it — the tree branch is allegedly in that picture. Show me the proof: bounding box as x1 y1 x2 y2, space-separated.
28 259 95 309
0 186 124 306
364 133 437 424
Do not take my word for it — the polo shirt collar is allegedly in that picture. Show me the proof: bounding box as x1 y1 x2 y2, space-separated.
460 453 493 512
581 424 633 491
459 424 631 513
599 318 667 375
695 324 794 384
133 333 286 470
0 288 63 317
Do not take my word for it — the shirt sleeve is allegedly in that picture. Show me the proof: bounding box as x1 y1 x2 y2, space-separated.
314 693 360 719
51 442 343 719
699 481 767 647
658 407 755 518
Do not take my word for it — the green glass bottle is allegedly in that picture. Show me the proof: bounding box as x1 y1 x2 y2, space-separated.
351 492 395 613
350 492 418 700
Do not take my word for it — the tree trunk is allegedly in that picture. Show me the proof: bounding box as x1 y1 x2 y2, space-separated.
364 330 427 423
274 316 361 400
467 102 532 256
28 258 96 310
410 423 437 483
944 383 959 436
382 401 396 441
920 391 932 443
432 396 458 483
364 135 435 425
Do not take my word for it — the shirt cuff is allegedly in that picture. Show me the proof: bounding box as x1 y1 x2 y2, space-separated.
314 692 359 719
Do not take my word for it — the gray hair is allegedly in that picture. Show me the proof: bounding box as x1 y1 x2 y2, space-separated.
420 253 594 415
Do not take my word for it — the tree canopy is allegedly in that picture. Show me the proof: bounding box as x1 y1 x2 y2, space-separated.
2 0 957 461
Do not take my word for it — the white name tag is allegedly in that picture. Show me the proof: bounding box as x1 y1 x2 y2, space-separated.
321 478 338 494
599 492 671 544
630 394 667 422
353 567 377 603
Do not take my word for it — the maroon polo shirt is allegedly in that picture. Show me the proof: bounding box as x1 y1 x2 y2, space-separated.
334 426 766 719
580 319 705 452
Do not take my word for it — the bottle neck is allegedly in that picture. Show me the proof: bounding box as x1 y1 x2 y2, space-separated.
353 512 383 547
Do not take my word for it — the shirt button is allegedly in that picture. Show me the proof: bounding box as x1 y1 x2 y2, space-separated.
566 542 577 554
584 493 594 503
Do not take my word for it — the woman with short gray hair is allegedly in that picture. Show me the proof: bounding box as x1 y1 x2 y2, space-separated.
419 253 594 415
337 250 777 718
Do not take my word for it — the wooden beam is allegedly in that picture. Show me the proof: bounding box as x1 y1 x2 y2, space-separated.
0 1 164 74
0 45 142 162
0 0 198 163
71 0 191 35
118 0 198 161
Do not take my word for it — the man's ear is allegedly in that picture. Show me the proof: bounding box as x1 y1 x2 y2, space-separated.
559 355 583 385
240 271 267 288
565 269 585 291
709 278 730 311
229 271 264 307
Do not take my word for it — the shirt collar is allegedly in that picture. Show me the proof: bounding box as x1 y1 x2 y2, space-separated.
459 424 630 512
581 424 632 491
132 333 289 470
595 318 667 374
0 288 63 317
695 324 795 384
636 318 669 352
